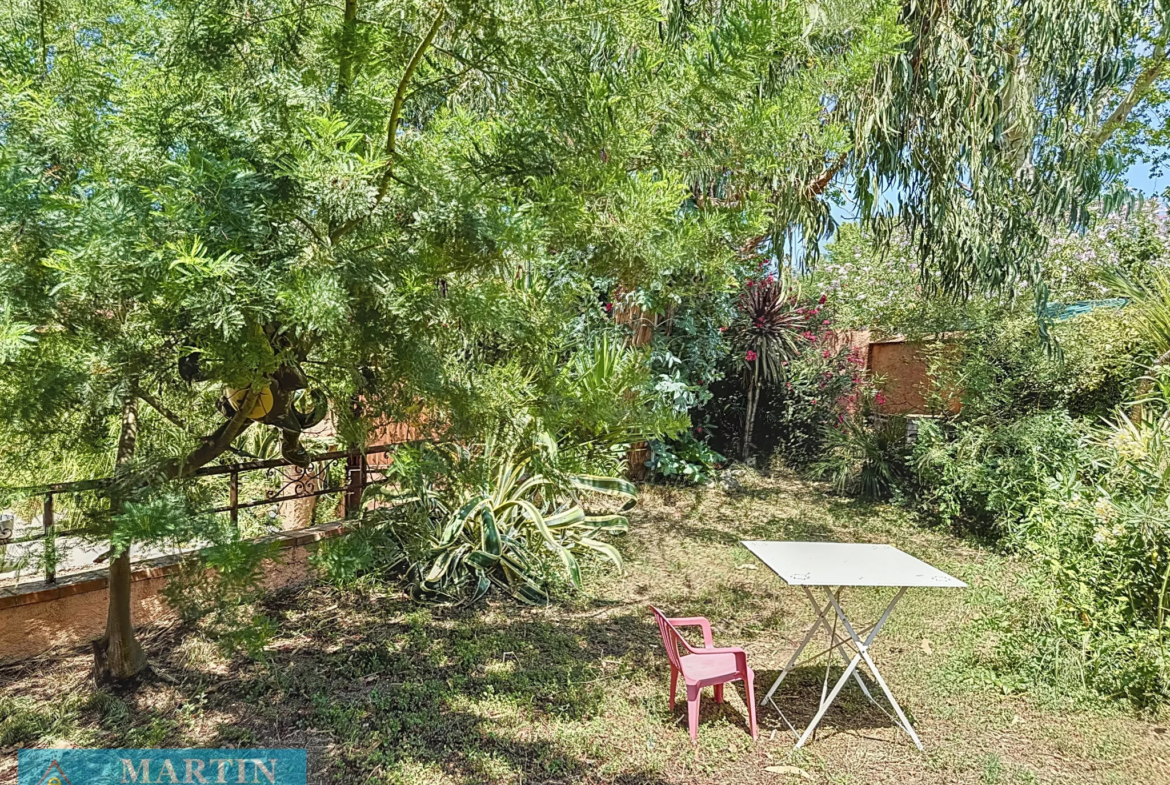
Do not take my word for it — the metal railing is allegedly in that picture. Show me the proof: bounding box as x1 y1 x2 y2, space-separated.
0 444 400 587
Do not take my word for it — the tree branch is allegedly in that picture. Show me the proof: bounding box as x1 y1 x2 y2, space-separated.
337 0 359 99
294 214 326 245
163 388 259 480
379 11 446 195
806 153 847 198
328 9 446 244
1092 41 1168 153
135 386 192 433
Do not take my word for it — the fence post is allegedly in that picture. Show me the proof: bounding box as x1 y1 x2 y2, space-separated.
229 467 240 532
344 450 366 518
43 492 56 584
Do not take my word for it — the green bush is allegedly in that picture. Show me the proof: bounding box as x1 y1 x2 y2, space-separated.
314 435 636 604
949 309 1150 420
1005 412 1170 704
909 412 1084 535
812 415 910 500
701 292 873 466
646 431 725 485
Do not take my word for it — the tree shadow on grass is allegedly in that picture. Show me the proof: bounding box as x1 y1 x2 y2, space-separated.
666 517 838 548
128 589 676 784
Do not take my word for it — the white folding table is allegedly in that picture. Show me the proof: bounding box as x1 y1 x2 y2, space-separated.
742 541 966 749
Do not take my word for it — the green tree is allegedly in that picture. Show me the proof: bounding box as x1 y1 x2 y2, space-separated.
1 0 1166 681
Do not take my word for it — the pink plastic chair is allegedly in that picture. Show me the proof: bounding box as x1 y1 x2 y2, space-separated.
649 606 758 743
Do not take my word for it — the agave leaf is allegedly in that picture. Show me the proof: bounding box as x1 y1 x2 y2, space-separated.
511 473 549 502
441 497 488 545
423 551 453 584
499 540 536 570
557 547 582 588
467 549 500 569
533 431 558 460
495 451 532 504
469 573 492 603
512 581 550 605
500 498 560 550
481 506 501 555
570 475 638 509
580 514 629 533
577 537 624 571
545 505 587 529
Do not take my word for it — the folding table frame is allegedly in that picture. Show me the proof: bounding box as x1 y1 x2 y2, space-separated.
762 585 922 749
743 540 965 750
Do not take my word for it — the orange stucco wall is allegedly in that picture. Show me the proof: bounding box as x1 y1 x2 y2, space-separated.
0 521 344 665
867 339 962 416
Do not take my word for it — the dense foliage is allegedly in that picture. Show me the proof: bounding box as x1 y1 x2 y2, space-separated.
700 288 873 466
1 0 1167 678
817 207 1170 703
316 433 636 603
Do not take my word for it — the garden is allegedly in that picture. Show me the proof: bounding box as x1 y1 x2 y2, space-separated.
3 0 1170 783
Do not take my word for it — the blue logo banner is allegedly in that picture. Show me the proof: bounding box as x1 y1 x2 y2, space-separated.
18 748 307 785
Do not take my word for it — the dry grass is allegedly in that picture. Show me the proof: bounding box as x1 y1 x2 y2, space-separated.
2 468 1169 784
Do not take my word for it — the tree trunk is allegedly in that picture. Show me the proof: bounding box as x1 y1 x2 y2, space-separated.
742 366 759 460
93 393 147 682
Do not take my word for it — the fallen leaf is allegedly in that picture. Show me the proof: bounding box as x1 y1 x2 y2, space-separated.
737 564 759 570
764 765 811 779
920 639 933 655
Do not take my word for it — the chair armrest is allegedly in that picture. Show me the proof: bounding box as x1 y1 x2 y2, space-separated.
668 616 714 648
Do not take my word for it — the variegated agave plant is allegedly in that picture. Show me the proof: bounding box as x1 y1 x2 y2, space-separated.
365 438 637 604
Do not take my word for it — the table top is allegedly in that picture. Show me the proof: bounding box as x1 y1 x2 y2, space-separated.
742 541 967 588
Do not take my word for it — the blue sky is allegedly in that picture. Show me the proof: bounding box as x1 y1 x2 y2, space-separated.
827 159 1168 227
1124 161 1170 196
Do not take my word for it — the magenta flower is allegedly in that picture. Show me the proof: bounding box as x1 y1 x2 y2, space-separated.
745 350 758 362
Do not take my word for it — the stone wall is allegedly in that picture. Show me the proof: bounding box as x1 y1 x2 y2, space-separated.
0 521 345 665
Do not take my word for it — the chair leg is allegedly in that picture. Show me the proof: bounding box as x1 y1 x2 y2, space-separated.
744 670 758 741
669 666 678 710
686 684 701 743
714 684 724 704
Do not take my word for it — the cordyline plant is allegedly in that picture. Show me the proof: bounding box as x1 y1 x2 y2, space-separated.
732 274 805 459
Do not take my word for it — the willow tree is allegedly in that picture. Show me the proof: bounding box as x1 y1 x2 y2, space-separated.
0 0 1166 680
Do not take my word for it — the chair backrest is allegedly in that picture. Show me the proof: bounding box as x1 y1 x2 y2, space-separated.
649 605 693 670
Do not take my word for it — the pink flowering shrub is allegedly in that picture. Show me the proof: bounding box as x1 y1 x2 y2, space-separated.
702 289 877 465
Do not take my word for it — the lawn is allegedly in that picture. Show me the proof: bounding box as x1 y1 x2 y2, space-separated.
2 469 1169 785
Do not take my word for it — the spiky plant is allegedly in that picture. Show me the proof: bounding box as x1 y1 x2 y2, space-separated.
362 435 637 604
731 274 805 458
